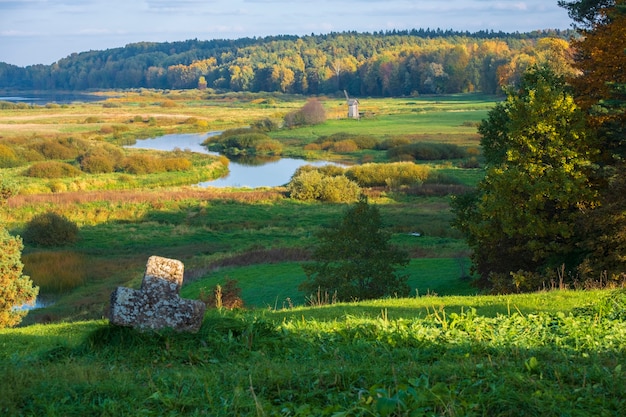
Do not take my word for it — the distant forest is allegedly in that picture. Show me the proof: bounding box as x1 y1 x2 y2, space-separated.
0 29 575 96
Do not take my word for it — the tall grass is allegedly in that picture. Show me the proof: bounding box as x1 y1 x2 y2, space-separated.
22 251 87 293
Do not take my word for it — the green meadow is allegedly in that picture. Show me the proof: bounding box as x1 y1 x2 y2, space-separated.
2 91 624 415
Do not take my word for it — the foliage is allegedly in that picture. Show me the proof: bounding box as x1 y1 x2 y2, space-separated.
22 212 79 247
566 1 626 163
284 98 326 127
0 229 39 328
286 168 361 202
452 66 597 289
560 1 626 280
300 197 410 301
0 183 38 328
0 30 575 96
204 128 282 156
24 161 83 178
346 162 430 187
315 132 378 150
199 278 244 309
386 142 468 161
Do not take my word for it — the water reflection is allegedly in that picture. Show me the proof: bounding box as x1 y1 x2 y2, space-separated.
128 132 343 188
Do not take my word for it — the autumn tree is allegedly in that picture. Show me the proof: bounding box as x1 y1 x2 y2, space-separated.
452 66 597 291
300 197 410 301
559 0 626 280
0 179 39 328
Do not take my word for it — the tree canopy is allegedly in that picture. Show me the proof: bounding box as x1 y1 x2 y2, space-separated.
0 180 39 328
0 30 574 96
452 66 596 291
300 197 410 301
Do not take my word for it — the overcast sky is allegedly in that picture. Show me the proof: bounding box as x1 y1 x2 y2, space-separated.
0 0 573 67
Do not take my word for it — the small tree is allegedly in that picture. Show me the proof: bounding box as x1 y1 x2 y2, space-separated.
0 179 39 328
299 197 410 301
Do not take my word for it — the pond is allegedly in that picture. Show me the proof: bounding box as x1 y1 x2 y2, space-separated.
128 132 342 188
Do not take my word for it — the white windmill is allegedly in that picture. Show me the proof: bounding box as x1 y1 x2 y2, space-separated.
344 90 360 120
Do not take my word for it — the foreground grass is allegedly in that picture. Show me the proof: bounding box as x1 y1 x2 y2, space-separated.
1 289 625 416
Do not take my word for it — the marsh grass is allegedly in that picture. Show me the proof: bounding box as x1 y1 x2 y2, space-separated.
22 250 88 293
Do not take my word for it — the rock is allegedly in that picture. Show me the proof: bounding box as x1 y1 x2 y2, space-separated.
109 256 206 332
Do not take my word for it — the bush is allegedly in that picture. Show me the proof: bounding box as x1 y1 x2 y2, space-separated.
317 133 378 150
24 161 82 178
78 145 125 174
22 212 79 247
287 169 361 202
332 140 359 153
122 154 162 174
0 144 18 168
200 278 244 309
203 128 278 156
387 142 468 161
284 98 326 127
346 162 430 187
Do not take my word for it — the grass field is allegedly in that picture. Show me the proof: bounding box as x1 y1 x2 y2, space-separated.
3 91 626 416
1 289 625 416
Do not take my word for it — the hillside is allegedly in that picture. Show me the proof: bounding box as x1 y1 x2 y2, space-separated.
0 29 573 95
1 289 625 416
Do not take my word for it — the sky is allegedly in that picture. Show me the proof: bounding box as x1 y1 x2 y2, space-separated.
0 0 573 67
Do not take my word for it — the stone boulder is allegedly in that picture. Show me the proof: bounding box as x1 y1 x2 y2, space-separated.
109 256 206 332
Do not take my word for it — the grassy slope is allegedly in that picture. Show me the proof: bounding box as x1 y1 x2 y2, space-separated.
1 289 625 416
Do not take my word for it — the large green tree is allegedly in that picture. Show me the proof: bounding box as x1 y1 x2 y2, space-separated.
0 180 39 328
452 66 597 291
299 197 410 301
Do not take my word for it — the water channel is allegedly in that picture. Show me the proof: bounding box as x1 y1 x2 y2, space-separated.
128 132 342 188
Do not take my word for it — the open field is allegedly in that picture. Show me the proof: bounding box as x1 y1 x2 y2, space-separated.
0 91 494 323
3 91 626 416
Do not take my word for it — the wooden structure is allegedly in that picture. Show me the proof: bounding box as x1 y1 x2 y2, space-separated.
344 90 360 119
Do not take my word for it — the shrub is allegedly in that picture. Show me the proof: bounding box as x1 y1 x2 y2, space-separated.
33 139 81 160
387 142 467 161
0 144 18 168
346 162 430 187
332 140 359 153
287 169 361 202
317 133 378 150
284 98 326 127
204 128 277 156
22 212 79 247
24 161 82 178
78 145 125 174
162 157 192 171
122 154 162 174
200 278 244 309
80 154 115 173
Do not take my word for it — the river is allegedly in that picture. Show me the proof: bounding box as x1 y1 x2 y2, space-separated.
128 132 341 188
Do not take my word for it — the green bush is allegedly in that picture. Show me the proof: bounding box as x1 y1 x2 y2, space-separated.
317 132 378 150
78 145 124 173
203 128 278 156
387 142 468 161
122 154 162 174
287 169 361 202
24 161 82 178
346 162 430 187
0 144 19 168
22 212 79 247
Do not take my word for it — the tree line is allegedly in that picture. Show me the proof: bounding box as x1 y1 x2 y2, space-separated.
0 29 573 96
